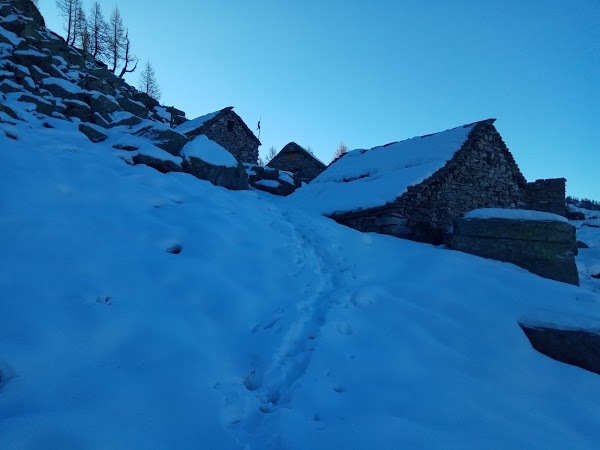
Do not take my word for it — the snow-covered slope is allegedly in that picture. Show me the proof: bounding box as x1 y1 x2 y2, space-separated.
2 114 600 449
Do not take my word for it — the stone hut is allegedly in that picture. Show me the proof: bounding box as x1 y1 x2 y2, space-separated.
290 119 567 244
267 142 326 183
175 107 260 164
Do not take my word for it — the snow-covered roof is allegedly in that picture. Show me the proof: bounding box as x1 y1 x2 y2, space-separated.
290 121 483 215
174 110 220 135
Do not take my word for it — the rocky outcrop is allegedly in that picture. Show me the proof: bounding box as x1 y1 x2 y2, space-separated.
246 164 302 196
519 323 600 376
451 215 579 285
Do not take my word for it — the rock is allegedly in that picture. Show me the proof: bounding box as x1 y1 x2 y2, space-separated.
519 323 600 376
133 125 188 156
18 93 54 115
182 157 248 191
577 240 589 249
79 123 108 143
116 96 149 118
566 210 586 221
87 94 121 120
132 154 183 174
132 91 160 110
11 0 46 28
247 164 302 196
592 273 600 280
451 216 579 285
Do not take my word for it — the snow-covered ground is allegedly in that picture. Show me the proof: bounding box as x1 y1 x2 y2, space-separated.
570 206 600 294
1 117 600 449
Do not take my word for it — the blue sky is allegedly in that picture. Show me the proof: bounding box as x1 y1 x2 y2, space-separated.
40 0 599 198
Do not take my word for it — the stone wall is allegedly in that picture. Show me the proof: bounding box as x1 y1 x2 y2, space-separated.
525 178 566 217
451 216 579 285
267 142 326 182
333 120 529 244
187 108 259 165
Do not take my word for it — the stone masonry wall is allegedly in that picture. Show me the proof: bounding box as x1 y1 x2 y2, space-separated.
201 110 259 165
267 144 326 182
525 178 566 217
333 120 529 244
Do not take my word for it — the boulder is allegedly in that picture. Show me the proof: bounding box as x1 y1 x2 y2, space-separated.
132 91 160 110
451 216 579 285
116 96 149 118
87 94 121 120
18 93 54 115
133 125 188 156
566 210 586 221
247 165 301 196
182 157 248 191
577 241 589 249
132 154 183 174
520 323 600 376
78 123 108 143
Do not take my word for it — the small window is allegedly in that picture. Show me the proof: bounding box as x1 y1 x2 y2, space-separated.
227 120 234 131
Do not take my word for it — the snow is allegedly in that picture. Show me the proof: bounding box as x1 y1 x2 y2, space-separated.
290 123 475 215
153 106 172 121
465 208 569 223
1 113 600 448
41 77 82 94
255 179 280 188
279 170 295 185
180 135 238 168
12 49 48 57
174 110 219 135
0 26 23 46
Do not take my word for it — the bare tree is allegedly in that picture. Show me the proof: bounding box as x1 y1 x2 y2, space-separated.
88 2 108 60
265 146 277 164
118 30 138 78
138 60 161 100
107 6 125 73
73 4 89 52
306 145 314 155
56 0 78 44
333 142 348 161
66 0 84 46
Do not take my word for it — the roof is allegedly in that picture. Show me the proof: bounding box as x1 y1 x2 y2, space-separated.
175 107 261 146
272 142 326 167
289 120 493 215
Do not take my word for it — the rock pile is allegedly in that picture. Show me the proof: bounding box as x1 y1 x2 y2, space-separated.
0 0 248 190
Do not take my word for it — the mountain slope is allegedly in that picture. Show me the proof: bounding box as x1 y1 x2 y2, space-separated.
1 114 600 449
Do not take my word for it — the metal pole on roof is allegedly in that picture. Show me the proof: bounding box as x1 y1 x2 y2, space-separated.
256 117 261 140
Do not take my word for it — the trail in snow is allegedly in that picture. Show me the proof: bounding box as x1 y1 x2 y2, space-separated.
217 204 355 447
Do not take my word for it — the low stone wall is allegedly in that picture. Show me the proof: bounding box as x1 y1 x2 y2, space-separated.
451 216 579 285
525 178 566 216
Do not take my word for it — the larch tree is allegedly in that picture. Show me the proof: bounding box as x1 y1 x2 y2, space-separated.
88 2 108 60
333 142 348 161
265 146 277 164
56 0 78 44
138 60 161 101
73 4 89 52
107 6 125 73
118 30 138 78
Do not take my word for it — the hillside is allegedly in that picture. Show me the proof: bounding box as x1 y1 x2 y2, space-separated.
1 1 600 448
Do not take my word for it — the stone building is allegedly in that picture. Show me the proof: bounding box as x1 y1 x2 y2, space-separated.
267 142 326 183
291 119 567 244
175 107 260 164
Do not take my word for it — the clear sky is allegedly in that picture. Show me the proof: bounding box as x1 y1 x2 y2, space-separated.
40 0 599 198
